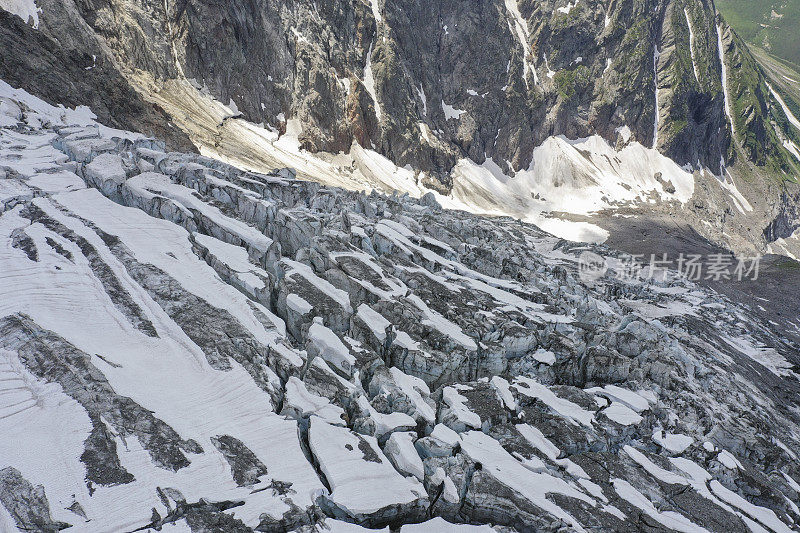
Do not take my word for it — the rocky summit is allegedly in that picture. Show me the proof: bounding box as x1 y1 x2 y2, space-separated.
2 72 800 532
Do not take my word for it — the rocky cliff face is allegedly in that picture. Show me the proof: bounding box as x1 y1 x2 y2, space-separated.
2 72 800 533
4 1 800 212
27 0 800 171
21 0 725 172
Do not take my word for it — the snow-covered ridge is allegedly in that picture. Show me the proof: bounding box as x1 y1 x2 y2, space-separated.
2 81 800 532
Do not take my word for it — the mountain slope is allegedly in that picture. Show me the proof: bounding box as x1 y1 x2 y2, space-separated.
3 0 800 254
2 74 800 533
715 0 800 69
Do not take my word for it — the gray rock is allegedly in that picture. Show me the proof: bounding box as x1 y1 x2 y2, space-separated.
0 467 71 532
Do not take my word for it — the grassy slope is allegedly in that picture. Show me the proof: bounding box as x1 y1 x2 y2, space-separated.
715 0 800 69
749 45 800 120
716 0 800 178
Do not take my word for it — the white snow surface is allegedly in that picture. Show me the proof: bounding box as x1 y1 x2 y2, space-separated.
0 0 40 28
710 480 793 533
557 1 578 15
717 449 743 470
766 82 800 164
652 429 694 454
308 318 357 375
602 402 643 426
0 192 322 529
504 0 538 86
430 423 461 448
490 376 517 411
390 367 436 423
401 517 496 532
317 519 495 533
442 386 482 430
0 90 326 530
308 420 426 515
624 446 689 486
321 520 389 532
283 376 346 425
586 385 652 413
612 478 711 533
441 100 466 121
684 8 701 84
717 24 737 137
767 82 800 132
364 43 382 121
370 0 382 23
357 303 420 351
653 46 661 148
2 78 798 533
384 431 424 481
460 431 594 532
514 376 594 427
447 135 694 242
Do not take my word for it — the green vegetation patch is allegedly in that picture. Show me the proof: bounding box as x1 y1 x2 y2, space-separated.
553 65 591 101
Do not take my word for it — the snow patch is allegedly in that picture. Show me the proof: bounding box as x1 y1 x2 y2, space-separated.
309 420 426 515
652 428 694 454
442 386 482 430
416 84 427 116
0 0 40 28
716 171 754 214
441 100 466 120
586 385 652 413
364 43 382 121
602 402 643 426
460 431 594 531
370 0 382 23
308 318 356 375
717 24 736 137
284 376 346 425
504 0 538 87
710 480 793 533
684 9 701 84
612 478 711 533
767 82 800 132
514 376 594 427
557 1 578 15
653 46 661 148
447 135 694 242
401 518 496 532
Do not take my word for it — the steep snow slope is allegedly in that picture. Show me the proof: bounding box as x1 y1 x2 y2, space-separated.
2 83 800 532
